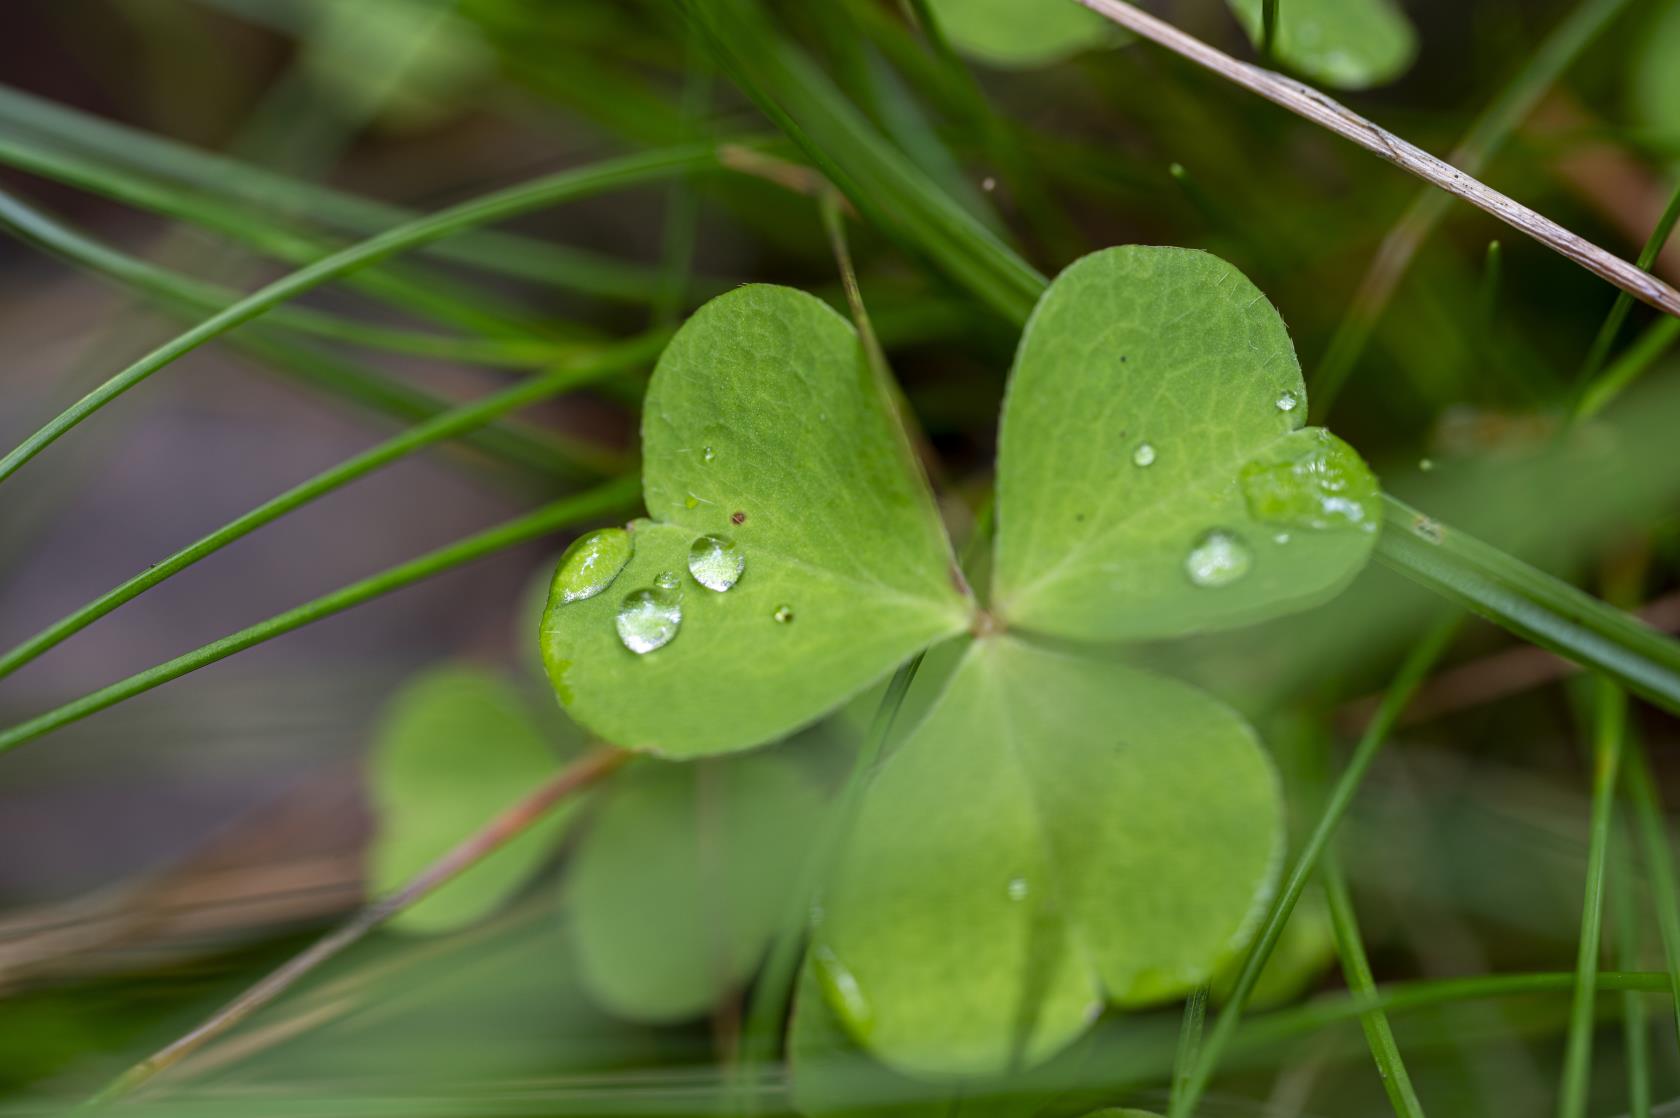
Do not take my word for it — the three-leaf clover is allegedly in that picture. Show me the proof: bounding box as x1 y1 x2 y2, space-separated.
540 244 1381 1074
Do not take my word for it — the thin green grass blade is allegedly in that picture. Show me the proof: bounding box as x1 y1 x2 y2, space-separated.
1612 819 1652 1118
1574 178 1680 407
1625 739 1680 1049
1321 846 1427 1117
1576 316 1680 419
0 145 719 486
0 336 661 683
1375 496 1680 717
1169 617 1459 1118
1558 677 1627 1118
0 476 639 758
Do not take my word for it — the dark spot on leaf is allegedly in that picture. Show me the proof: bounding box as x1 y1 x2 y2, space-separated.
731 510 746 525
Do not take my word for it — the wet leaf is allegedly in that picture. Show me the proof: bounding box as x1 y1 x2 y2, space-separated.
541 285 972 757
812 637 1282 1077
992 246 1380 642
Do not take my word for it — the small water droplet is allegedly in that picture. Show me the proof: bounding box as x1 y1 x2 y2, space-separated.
812 944 873 1035
616 587 682 654
655 569 682 592
1007 877 1030 901
1274 532 1291 545
1275 390 1300 413
1185 529 1252 588
1419 457 1435 472
702 445 715 463
980 175 997 193
773 604 794 624
687 534 744 592
1132 442 1156 467
1240 435 1379 533
550 528 632 604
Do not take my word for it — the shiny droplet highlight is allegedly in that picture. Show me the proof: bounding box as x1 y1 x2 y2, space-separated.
772 604 794 624
1275 390 1300 413
1132 442 1156 467
550 528 632 605
1185 529 1252 588
1239 433 1380 534
615 587 682 654
687 534 744 592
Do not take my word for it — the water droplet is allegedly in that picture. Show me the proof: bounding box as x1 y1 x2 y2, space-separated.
1275 390 1300 413
615 587 682 654
688 534 744 592
1273 532 1291 545
1239 435 1380 534
1132 442 1157 467
1007 877 1030 901
772 604 794 624
1419 457 1435 472
1185 529 1252 588
702 445 715 463
550 528 632 605
981 175 997 193
654 569 682 592
812 944 873 1035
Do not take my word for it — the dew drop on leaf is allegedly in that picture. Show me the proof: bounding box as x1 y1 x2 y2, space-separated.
1007 877 1030 901
773 604 795 624
1239 435 1379 534
1131 442 1156 467
687 533 745 592
655 569 682 592
1275 390 1300 413
812 943 873 1036
702 445 715 463
616 587 682 654
550 527 633 605
1185 529 1252 588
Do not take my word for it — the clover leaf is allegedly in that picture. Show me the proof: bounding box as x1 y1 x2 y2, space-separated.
541 245 1382 1077
924 0 1123 69
1225 0 1418 90
369 666 579 933
539 285 973 758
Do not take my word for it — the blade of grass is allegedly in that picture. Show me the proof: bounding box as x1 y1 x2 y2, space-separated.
1260 0 1279 62
0 337 660 682
1574 178 1680 407
1375 497 1680 717
1612 820 1652 1118
1072 1 1680 323
82 746 634 1108
1321 846 1427 1117
1558 676 1627 1118
1170 985 1210 1113
1576 316 1680 419
0 475 640 758
0 144 720 486
1170 618 1460 1118
0 84 673 302
1625 740 1680 1047
0 184 578 368
1306 0 1633 415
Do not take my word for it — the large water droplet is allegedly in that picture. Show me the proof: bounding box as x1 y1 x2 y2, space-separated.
812 944 873 1036
1239 434 1379 534
616 587 682 654
550 528 632 605
1132 442 1156 467
688 533 744 592
1275 390 1300 413
1185 530 1252 588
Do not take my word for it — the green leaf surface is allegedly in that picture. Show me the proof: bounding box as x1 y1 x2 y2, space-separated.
567 749 823 1022
369 667 578 933
992 246 1379 642
1225 0 1418 90
813 637 1283 1077
541 285 972 757
925 0 1121 68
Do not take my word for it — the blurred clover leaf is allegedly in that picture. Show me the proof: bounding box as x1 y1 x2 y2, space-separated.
540 245 1382 1075
924 0 1124 69
369 666 580 933
1226 0 1418 90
